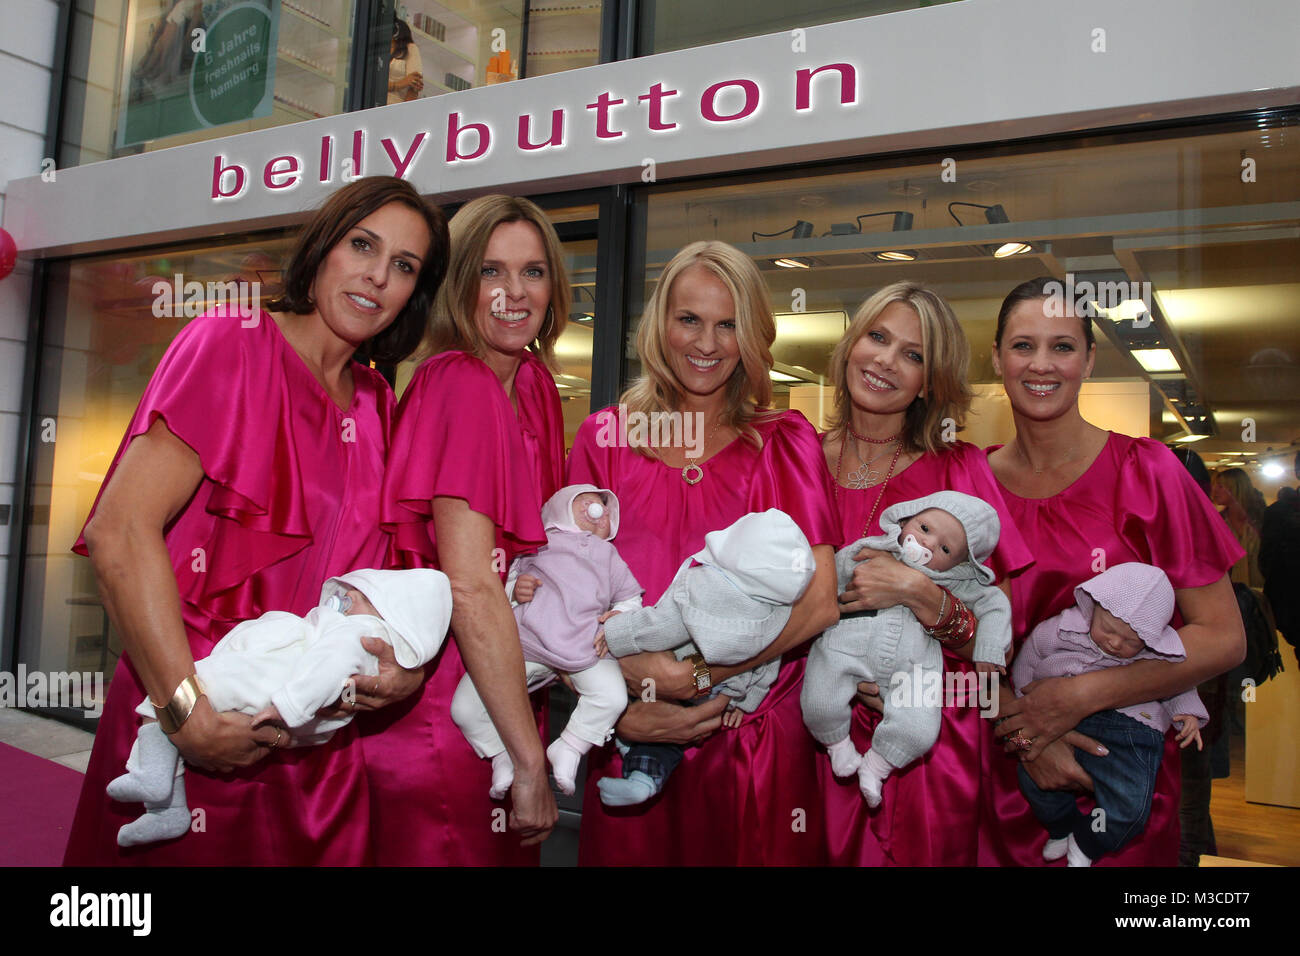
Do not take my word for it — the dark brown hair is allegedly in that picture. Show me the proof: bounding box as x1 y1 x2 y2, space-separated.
267 176 449 363
994 275 1095 351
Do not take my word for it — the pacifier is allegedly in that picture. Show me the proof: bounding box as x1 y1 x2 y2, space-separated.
325 592 353 614
899 534 933 569
586 501 605 520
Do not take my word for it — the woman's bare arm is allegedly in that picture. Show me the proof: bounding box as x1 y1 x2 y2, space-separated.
431 497 556 845
82 418 280 771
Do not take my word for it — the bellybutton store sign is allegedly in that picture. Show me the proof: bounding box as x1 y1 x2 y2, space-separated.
118 0 277 147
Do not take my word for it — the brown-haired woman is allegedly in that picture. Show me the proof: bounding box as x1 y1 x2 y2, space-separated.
816 280 1033 865
984 276 1244 865
360 194 569 864
65 176 448 864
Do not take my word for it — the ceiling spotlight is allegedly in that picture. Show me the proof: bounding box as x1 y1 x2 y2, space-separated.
1131 348 1182 373
949 202 1032 256
1262 461 1285 479
774 257 811 269
753 220 815 242
875 249 917 261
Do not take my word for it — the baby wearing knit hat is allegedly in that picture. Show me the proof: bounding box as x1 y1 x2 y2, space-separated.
1009 562 1206 867
802 491 1013 808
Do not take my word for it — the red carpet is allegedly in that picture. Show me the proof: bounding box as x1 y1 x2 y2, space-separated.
0 742 84 866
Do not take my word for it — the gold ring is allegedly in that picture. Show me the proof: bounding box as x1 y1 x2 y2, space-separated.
1010 732 1033 752
270 728 283 749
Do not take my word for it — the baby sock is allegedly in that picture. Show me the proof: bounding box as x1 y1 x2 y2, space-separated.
106 722 178 804
489 752 515 800
1043 836 1070 861
546 731 590 796
826 737 862 777
1066 833 1093 868
117 776 191 847
858 749 893 808
597 771 658 807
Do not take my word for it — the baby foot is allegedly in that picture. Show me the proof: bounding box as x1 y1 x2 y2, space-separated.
489 752 515 800
826 737 862 778
1042 836 1069 861
1066 834 1092 867
858 749 892 809
597 771 658 807
546 737 582 796
116 777 191 847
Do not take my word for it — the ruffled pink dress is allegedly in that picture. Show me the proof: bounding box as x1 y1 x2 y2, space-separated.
359 350 564 865
981 433 1244 866
64 308 392 865
820 441 1034 865
568 409 839 866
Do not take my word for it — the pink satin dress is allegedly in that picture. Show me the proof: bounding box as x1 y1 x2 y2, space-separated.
359 350 564 865
568 409 839 866
981 433 1244 866
64 309 392 865
820 441 1034 865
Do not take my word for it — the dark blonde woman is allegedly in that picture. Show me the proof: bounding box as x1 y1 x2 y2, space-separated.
816 281 1033 865
360 195 570 864
567 240 839 865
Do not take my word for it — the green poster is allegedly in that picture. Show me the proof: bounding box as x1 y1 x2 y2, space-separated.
118 0 279 148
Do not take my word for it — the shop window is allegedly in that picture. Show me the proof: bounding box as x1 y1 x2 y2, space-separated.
61 0 366 166
636 0 962 56
631 116 1300 496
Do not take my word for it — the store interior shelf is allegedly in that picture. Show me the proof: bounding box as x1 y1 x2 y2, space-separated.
411 24 475 66
281 2 345 39
276 52 336 83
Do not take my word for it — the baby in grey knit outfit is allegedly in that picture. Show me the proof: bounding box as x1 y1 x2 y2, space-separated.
802 491 1011 807
596 509 815 806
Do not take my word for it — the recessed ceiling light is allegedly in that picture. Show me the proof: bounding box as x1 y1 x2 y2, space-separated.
774 257 811 269
993 241 1032 258
1132 348 1181 373
1171 433 1209 443
769 370 802 383
1262 462 1285 478
875 250 916 261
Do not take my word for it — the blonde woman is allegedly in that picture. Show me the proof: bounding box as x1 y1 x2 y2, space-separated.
360 195 570 864
817 281 1033 865
567 240 840 865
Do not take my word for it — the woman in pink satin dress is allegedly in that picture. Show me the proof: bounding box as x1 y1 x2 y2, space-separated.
569 240 840 866
64 177 448 865
815 281 1033 865
359 195 567 864
983 276 1245 866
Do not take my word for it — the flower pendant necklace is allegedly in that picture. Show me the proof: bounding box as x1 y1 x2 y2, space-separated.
835 431 904 536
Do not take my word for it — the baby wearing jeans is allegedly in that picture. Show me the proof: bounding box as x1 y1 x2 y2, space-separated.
802 491 1012 807
1011 562 1206 867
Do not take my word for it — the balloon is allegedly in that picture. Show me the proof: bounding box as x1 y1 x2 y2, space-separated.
0 228 16 280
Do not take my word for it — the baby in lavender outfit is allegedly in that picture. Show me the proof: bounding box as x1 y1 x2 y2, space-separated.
451 484 642 798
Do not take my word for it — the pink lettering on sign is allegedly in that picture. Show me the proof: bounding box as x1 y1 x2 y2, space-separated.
206 62 860 202
700 79 760 123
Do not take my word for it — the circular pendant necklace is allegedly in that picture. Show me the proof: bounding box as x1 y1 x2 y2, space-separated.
681 417 723 485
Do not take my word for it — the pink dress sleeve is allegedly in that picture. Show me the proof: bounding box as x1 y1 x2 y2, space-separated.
943 442 1035 583
748 411 841 549
567 408 615 489
74 308 314 605
1117 438 1244 588
383 351 549 568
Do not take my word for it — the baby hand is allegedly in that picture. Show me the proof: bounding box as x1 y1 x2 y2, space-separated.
251 704 285 730
594 631 609 658
975 661 1006 676
722 706 744 729
513 574 542 603
1175 715 1203 751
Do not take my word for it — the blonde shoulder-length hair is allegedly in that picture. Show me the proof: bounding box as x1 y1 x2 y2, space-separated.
422 194 569 371
621 240 778 453
827 281 973 454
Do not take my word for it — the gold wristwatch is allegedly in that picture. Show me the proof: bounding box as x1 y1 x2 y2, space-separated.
152 675 205 735
688 653 712 697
